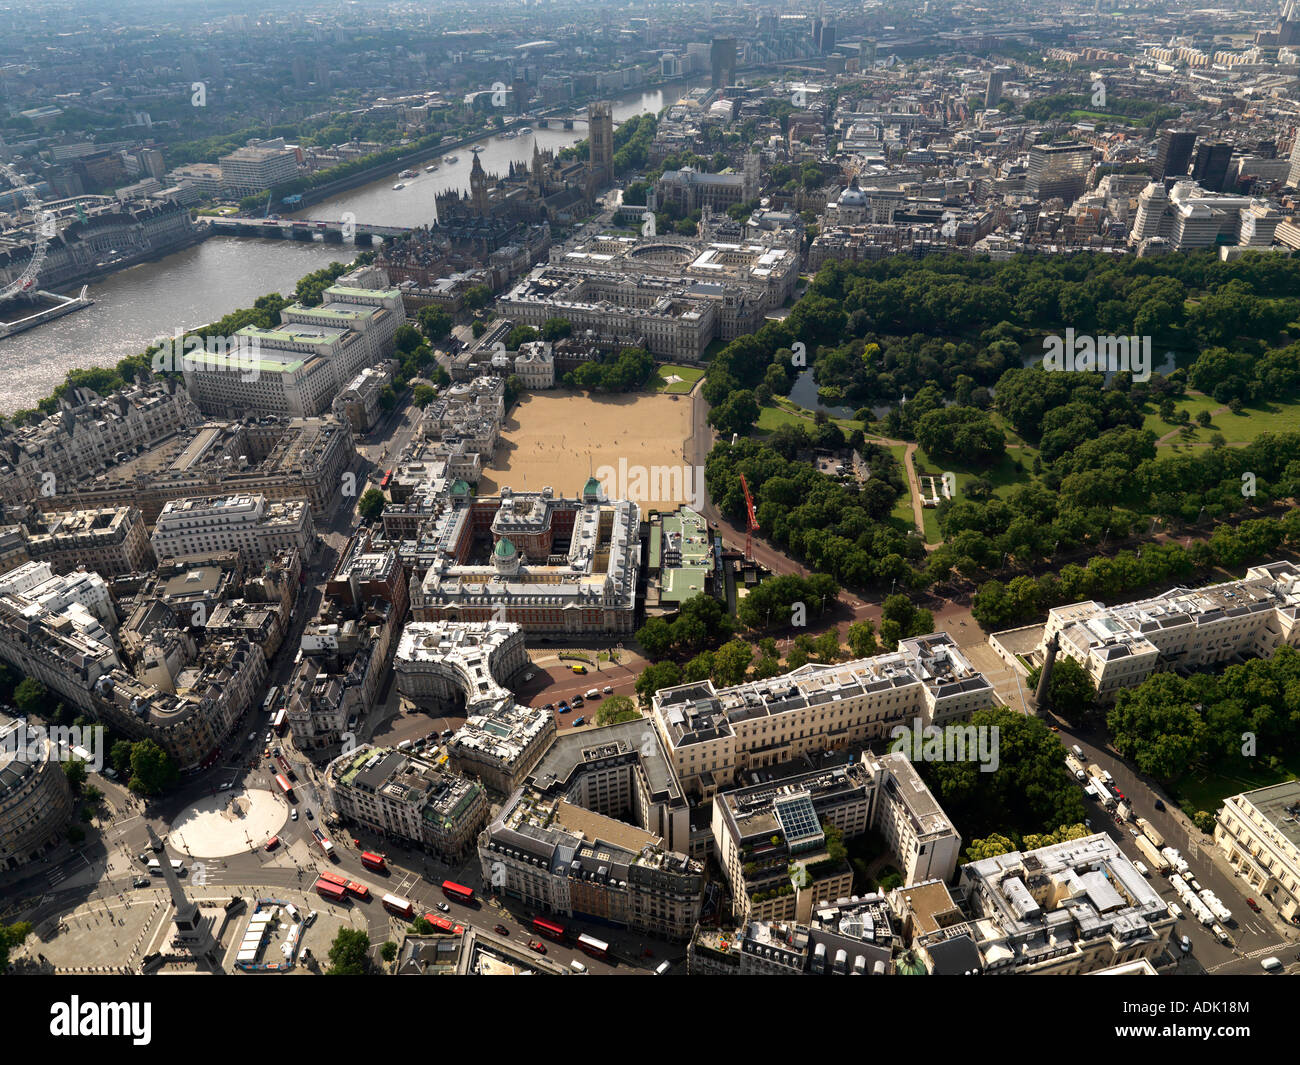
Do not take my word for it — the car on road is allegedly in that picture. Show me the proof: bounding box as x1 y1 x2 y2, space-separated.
1179 935 1192 953
1154 799 1166 811
1262 956 1283 972
133 877 151 889
291 809 298 821
1168 903 1183 920
528 940 547 954
1212 924 1230 944
1247 898 1261 913
441 728 453 739
543 703 555 712
494 924 510 936
572 716 585 726
305 808 314 820
603 686 613 694
437 902 450 913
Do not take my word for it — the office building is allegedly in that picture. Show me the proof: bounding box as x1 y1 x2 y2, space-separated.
955 834 1177 974
710 37 736 88
651 634 995 799
409 481 641 637
151 494 314 566
1192 141 1234 193
1215 779 1300 923
325 744 489 861
1025 143 1093 206
0 711 76 871
1153 129 1196 181
479 783 704 940
218 139 300 198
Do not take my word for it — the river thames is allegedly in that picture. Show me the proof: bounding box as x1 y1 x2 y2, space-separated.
0 83 702 414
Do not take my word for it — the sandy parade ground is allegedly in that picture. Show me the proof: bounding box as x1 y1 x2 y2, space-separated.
480 390 698 508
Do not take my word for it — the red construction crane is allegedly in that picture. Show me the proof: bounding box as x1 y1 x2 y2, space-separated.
739 473 759 561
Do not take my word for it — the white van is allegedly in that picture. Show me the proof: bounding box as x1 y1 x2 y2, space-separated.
570 959 587 974
397 739 413 751
1133 860 1149 877
1167 902 1183 920
1071 745 1084 759
654 960 671 975
585 689 600 700
1261 956 1283 972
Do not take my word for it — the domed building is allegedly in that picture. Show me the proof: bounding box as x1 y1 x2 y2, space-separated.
834 176 870 224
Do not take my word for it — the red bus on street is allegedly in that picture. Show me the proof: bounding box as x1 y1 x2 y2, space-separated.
532 916 566 942
314 878 347 902
424 913 465 935
441 880 474 904
345 880 371 901
577 933 609 960
274 773 293 798
382 893 414 919
317 870 348 889
272 708 287 735
360 851 387 872
380 469 393 489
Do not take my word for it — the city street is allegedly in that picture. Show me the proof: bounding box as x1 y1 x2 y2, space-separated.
1060 727 1300 974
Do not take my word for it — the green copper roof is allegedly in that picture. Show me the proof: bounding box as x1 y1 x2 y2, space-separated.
494 537 516 558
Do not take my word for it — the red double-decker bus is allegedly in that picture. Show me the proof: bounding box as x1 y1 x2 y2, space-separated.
423 913 465 935
577 933 609 960
344 880 370 901
360 851 387 872
274 773 293 798
532 916 566 942
317 870 348 889
441 880 474 904
314 878 347 902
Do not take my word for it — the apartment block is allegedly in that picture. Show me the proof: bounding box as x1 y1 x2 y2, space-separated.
1037 560 1300 702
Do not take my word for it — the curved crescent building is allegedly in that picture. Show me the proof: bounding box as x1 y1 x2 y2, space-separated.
0 713 75 870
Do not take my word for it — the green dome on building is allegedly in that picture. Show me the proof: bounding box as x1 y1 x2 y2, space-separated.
494 537 517 559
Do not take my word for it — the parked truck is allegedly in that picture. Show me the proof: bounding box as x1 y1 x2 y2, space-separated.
1135 818 1164 849
1134 834 1170 873
1087 764 1114 786
1117 801 1133 822
1065 754 1087 780
1092 778 1116 809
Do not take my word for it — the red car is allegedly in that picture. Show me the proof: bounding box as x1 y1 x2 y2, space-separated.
528 940 547 954
1247 898 1261 913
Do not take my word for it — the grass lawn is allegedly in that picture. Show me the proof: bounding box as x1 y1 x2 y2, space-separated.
653 363 704 394
1172 760 1300 818
1143 395 1300 446
756 402 812 433
912 443 1033 501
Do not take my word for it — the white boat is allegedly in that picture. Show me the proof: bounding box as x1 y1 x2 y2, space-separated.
392 182 406 190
